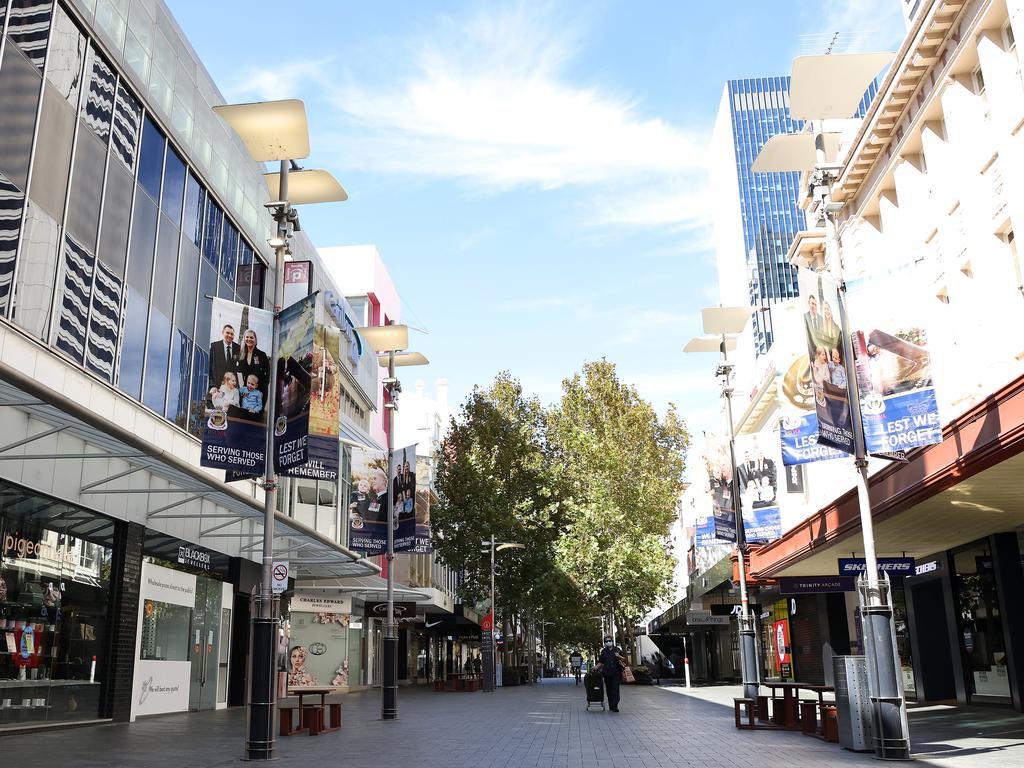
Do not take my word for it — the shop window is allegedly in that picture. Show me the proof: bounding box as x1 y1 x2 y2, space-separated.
139 600 191 661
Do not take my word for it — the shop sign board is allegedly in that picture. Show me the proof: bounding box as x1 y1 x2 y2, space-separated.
366 601 417 620
915 560 940 576
777 576 854 595
290 593 352 614
176 545 212 571
685 612 730 626
838 557 914 578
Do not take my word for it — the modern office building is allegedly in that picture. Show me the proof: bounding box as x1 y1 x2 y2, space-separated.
0 0 383 732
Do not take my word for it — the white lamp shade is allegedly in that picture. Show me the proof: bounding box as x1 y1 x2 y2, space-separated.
264 169 348 204
790 52 895 120
684 335 737 354
752 133 841 173
356 324 409 353
378 351 429 367
702 307 752 335
212 99 310 162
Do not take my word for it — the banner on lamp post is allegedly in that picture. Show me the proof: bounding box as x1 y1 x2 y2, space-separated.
734 431 782 544
201 297 273 478
347 445 388 555
797 269 855 455
773 298 847 466
391 443 418 552
282 323 341 482
846 261 942 455
274 293 316 473
703 433 736 543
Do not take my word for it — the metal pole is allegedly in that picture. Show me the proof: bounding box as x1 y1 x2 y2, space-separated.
246 159 288 760
721 341 760 701
382 348 398 719
813 124 910 760
485 535 495 691
683 635 692 689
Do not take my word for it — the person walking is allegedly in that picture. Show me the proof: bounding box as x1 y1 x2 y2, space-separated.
570 649 583 685
597 636 627 712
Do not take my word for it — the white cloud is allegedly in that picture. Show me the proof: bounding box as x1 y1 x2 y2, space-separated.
231 4 708 230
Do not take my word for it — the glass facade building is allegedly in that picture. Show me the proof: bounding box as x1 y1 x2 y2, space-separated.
0 0 267 437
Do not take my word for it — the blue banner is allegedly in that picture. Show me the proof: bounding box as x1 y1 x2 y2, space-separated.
838 557 915 578
743 506 781 544
860 387 941 455
274 294 316 473
695 516 718 548
780 414 847 466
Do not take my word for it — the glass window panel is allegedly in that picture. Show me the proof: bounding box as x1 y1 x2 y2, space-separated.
142 306 169 412
110 81 141 171
137 115 164 201
65 123 106 249
174 238 199 334
195 258 215 347
7 0 54 72
116 287 147 398
85 258 123 381
148 67 172 115
12 200 58 339
201 197 221 267
216 277 231 300
93 0 126 50
126 187 156 292
139 600 191 661
122 29 150 83
188 342 207 437
219 222 237 283
152 213 176 316
54 234 95 363
97 155 132 277
30 84 76 221
160 146 185 225
164 328 191 427
234 262 252 306
251 261 264 307
46 5 85 106
0 171 24 314
181 172 203 248
0 38 43 190
81 48 114 142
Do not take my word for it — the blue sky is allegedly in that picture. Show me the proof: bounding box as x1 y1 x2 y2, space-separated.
169 0 905 444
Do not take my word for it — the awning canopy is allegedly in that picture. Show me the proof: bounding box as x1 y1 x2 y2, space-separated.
0 364 379 581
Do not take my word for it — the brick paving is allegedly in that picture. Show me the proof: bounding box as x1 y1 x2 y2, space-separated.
2 677 1023 767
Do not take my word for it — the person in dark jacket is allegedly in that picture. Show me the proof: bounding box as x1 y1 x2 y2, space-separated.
597 636 627 712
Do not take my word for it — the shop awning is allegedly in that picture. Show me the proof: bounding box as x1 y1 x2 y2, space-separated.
295 575 430 603
338 421 384 453
0 364 379 581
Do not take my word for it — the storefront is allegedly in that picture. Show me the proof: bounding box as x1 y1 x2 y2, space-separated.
284 593 356 689
0 481 117 729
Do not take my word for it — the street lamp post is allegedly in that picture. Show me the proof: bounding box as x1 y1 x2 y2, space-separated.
355 324 427 720
482 538 524 691
213 99 346 761
686 308 759 701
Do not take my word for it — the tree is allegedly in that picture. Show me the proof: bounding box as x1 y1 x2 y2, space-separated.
431 373 563 662
547 359 689 660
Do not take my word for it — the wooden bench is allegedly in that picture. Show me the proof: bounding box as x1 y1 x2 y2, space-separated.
278 693 343 737
734 697 757 730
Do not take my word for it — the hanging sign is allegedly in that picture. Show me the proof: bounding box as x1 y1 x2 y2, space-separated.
274 293 316 473
272 561 289 594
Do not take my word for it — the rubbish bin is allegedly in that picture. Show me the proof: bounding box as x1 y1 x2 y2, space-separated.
833 655 872 752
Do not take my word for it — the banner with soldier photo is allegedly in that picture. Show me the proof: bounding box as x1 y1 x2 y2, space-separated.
703 433 736 543
283 324 342 482
348 442 417 555
411 455 433 554
274 293 316 473
773 298 847 466
201 297 273 477
734 431 782 543
391 443 418 552
797 269 855 455
846 261 942 454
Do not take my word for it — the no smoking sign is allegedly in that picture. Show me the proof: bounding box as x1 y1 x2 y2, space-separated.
272 561 289 594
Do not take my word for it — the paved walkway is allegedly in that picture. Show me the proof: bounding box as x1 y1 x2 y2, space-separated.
1 678 1022 767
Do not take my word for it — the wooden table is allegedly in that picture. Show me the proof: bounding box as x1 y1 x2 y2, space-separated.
289 687 341 735
761 681 833 730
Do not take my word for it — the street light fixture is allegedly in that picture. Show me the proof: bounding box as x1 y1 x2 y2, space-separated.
686 305 759 701
356 323 428 720
752 51 910 761
215 98 346 761
481 537 524 692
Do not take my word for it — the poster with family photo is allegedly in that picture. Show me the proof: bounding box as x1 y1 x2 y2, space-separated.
773 298 846 466
283 323 342 482
702 433 736 543
734 432 782 543
200 297 273 476
274 293 316 473
347 443 417 555
846 261 942 454
797 269 855 455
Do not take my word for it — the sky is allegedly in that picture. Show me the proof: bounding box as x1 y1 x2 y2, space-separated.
168 0 906 453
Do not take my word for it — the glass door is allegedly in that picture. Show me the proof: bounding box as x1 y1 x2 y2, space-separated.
189 577 223 711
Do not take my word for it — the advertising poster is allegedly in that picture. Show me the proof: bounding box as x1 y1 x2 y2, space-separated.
348 444 389 555
734 431 782 544
274 293 316 473
703 433 736 543
411 454 433 554
846 261 942 455
773 298 846 466
287 605 352 689
283 324 341 482
694 515 718 548
201 297 273 477
773 618 792 678
391 443 418 552
797 269 854 454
